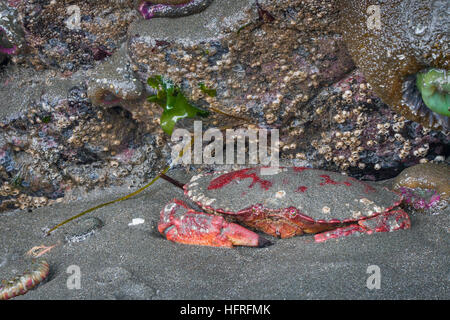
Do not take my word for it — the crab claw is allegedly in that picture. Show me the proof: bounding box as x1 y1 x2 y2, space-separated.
314 209 411 243
158 199 272 248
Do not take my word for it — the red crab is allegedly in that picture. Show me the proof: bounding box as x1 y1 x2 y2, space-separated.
158 167 411 247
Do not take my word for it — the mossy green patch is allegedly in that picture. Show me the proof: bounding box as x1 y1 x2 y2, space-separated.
198 82 217 97
42 115 52 123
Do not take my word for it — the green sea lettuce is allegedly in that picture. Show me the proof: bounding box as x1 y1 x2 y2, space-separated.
147 75 209 135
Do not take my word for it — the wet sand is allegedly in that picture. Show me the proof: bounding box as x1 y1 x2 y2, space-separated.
0 169 449 300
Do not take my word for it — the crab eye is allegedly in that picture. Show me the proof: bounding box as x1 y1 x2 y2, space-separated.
402 68 449 130
416 69 450 117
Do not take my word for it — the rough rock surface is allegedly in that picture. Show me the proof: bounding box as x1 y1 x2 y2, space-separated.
0 1 448 214
0 0 449 298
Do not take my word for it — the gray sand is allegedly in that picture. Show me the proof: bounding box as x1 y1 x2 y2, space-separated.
0 169 449 300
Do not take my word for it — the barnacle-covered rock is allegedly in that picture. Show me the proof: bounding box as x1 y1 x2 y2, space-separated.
128 0 354 128
17 0 139 71
281 71 449 180
0 0 448 211
87 45 145 113
0 1 26 63
340 0 449 131
0 75 167 212
125 0 448 179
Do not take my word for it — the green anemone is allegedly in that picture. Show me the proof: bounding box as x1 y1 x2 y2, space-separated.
416 69 450 117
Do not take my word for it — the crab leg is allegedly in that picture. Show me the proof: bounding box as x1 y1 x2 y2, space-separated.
158 199 272 248
314 209 411 243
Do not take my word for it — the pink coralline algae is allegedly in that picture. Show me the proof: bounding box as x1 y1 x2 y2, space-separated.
0 0 24 57
0 30 17 55
398 187 442 212
139 3 166 19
